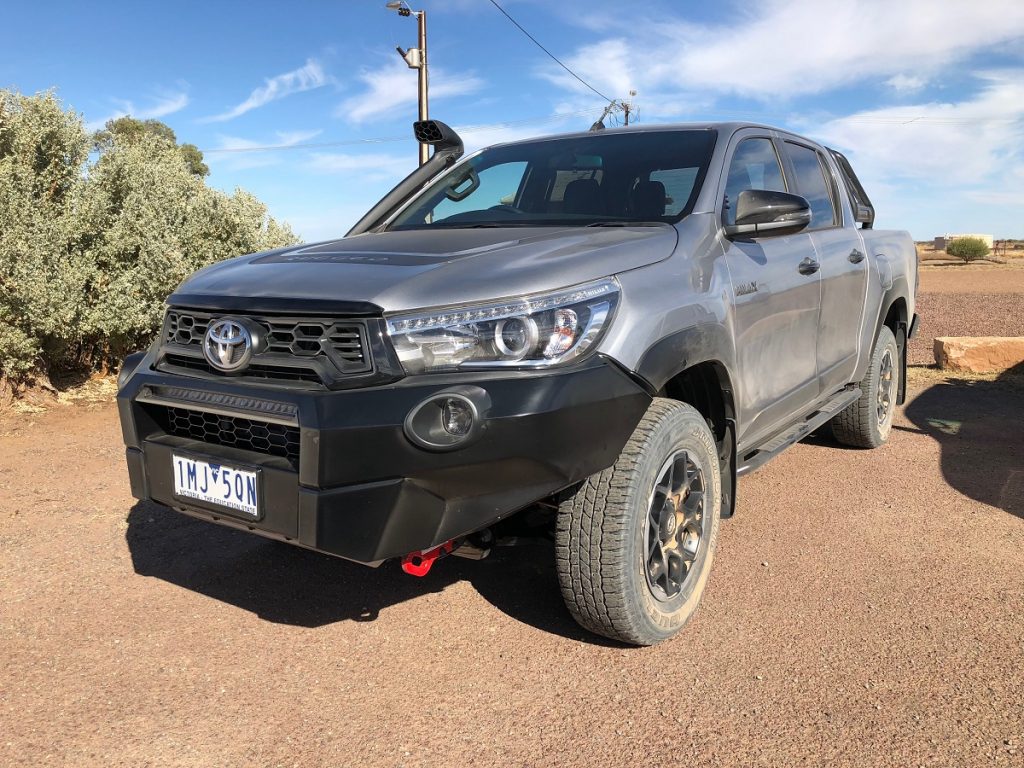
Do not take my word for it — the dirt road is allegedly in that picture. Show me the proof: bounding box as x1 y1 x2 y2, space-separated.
1 372 1022 767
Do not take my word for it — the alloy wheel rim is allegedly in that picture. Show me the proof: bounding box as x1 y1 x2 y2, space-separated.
877 349 895 426
644 450 706 601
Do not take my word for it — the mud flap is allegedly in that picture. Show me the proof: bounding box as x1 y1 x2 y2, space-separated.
896 320 909 406
719 418 737 518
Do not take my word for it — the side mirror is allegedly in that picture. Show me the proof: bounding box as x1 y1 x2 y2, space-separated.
724 189 811 238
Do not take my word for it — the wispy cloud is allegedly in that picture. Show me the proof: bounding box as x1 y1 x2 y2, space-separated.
815 70 1024 186
207 129 323 170
86 89 189 131
886 74 928 94
201 59 328 123
305 151 411 181
541 0 1024 101
336 60 483 123
810 69 1024 233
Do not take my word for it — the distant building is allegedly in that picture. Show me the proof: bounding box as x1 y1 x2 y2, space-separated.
935 233 994 249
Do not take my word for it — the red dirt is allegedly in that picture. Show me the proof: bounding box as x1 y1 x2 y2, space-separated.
2 378 1023 767
910 268 1024 366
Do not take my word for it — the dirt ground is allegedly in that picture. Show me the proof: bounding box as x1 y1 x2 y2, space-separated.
910 267 1024 365
1 389 1023 765
1 264 1022 767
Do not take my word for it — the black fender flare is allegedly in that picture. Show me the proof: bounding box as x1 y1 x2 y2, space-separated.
866 279 911 404
634 324 738 518
633 323 737 395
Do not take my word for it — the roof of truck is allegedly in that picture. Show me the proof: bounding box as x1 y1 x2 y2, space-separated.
486 121 812 148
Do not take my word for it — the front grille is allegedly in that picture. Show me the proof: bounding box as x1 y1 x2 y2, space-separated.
160 309 374 387
164 406 300 463
164 354 322 384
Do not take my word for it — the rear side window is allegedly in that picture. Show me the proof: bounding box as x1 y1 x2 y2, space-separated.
724 138 787 225
785 142 837 230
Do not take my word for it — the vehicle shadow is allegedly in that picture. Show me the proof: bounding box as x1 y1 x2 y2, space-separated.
902 363 1024 520
125 501 617 643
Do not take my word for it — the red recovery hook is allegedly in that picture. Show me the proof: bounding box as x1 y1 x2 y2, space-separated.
401 541 455 577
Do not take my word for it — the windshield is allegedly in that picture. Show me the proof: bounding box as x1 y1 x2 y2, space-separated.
387 129 718 230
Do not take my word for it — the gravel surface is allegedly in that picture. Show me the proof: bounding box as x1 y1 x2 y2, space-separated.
910 268 1024 365
2 378 1023 767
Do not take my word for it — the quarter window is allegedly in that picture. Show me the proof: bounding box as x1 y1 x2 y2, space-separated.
723 138 787 225
785 142 837 229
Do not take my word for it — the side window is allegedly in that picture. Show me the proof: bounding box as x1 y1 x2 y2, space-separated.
432 161 529 222
724 138 787 225
785 142 837 229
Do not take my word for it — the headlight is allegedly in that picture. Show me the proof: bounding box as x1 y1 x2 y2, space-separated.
386 278 620 373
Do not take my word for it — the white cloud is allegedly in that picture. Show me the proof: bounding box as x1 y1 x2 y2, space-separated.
86 90 189 131
305 151 411 180
886 74 927 93
336 60 483 123
542 0 1024 101
814 70 1024 187
206 130 323 170
201 59 328 122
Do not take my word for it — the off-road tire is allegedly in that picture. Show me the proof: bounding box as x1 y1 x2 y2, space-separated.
831 325 899 448
555 399 722 646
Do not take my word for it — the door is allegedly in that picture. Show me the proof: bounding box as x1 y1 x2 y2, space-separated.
719 134 822 445
781 140 869 394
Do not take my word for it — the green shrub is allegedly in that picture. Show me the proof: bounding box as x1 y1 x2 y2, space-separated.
0 89 299 383
946 237 990 263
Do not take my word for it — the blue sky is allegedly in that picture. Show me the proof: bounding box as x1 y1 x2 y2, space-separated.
4 0 1023 241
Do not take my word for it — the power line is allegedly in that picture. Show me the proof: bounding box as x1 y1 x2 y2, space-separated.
485 0 612 103
200 108 598 154
200 107 1016 155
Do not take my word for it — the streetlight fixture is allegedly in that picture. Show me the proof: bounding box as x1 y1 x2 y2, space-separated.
386 1 429 166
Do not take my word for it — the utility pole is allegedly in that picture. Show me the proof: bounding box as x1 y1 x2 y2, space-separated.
387 1 429 166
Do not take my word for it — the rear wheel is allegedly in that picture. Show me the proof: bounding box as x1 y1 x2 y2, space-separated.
832 325 899 448
555 399 721 646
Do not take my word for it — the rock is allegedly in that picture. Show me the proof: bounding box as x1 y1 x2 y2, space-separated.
933 336 1024 373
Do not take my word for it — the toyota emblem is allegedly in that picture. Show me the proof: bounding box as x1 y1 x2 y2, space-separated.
203 318 255 372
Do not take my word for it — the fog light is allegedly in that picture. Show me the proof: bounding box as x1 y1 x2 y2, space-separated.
404 387 491 451
442 397 473 436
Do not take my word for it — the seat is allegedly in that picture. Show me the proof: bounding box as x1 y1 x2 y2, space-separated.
562 178 602 215
630 180 667 218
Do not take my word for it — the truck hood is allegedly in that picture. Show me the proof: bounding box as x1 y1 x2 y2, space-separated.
170 225 678 313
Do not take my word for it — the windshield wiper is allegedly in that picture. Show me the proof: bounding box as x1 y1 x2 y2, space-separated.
586 220 665 228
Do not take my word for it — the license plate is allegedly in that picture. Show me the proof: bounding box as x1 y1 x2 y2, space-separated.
172 454 259 517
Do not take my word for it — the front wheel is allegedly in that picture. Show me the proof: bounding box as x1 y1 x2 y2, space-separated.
555 399 722 646
831 325 899 448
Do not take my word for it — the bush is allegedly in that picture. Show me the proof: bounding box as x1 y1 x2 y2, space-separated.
946 237 990 263
0 89 299 383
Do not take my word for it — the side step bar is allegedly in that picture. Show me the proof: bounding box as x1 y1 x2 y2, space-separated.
737 387 861 477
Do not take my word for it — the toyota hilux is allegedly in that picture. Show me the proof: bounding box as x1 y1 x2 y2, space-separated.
117 120 917 645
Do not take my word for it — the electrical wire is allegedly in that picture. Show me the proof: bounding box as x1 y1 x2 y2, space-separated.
485 0 612 103
200 108 599 154
201 108 1017 154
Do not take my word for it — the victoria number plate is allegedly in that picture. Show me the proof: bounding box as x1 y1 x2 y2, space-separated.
172 454 259 517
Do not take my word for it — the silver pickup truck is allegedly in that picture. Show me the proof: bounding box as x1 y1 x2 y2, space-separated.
117 120 917 645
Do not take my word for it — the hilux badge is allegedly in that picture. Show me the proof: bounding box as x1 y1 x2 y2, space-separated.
203 318 254 372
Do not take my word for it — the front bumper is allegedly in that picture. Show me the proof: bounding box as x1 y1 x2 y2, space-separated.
119 357 650 564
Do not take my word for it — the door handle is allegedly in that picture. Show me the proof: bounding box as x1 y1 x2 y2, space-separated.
798 257 820 275
848 248 865 264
